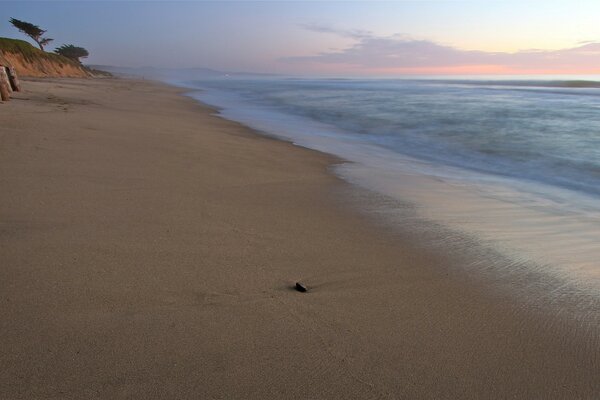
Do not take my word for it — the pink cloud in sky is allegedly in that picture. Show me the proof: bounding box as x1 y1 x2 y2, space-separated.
283 25 600 75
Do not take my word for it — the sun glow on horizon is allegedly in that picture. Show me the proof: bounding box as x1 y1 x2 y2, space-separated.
3 1 600 76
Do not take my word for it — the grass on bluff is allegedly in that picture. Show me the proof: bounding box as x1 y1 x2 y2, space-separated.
0 37 80 67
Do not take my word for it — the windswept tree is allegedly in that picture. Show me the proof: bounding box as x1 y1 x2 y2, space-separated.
54 44 89 63
9 18 53 50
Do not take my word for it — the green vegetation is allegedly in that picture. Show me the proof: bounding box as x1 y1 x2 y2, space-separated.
54 44 89 63
9 18 53 50
2 18 103 76
0 37 80 67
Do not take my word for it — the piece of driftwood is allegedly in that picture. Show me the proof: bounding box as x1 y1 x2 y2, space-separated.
3 68 12 94
7 67 20 92
0 67 10 101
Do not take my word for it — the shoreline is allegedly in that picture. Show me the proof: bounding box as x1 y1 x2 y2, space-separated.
182 81 600 329
1 77 599 398
185 82 600 294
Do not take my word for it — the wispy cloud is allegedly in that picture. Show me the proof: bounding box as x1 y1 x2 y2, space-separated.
284 25 600 74
299 22 373 40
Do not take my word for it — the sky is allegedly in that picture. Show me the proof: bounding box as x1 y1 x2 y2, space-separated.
2 1 600 75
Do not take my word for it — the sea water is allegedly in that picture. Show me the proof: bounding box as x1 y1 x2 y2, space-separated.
174 77 600 294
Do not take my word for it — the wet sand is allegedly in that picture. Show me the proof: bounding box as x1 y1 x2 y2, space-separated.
1 78 598 399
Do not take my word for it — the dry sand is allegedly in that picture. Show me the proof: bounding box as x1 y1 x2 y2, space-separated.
1 78 598 399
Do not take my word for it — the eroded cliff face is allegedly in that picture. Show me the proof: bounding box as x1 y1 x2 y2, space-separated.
2 51 91 78
0 38 93 78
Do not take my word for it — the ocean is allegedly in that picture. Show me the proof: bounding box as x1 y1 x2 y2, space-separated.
173 77 600 294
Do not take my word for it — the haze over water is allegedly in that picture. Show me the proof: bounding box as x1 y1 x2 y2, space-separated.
180 77 600 292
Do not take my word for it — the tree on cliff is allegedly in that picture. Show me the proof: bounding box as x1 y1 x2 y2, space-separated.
9 18 53 51
54 44 89 63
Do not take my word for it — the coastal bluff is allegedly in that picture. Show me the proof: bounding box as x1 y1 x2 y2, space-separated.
0 38 91 78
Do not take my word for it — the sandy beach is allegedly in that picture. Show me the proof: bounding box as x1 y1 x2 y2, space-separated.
1 77 599 399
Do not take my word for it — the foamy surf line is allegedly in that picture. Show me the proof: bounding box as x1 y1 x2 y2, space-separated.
172 78 600 297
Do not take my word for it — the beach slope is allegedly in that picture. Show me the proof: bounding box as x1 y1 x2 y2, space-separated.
1 78 598 399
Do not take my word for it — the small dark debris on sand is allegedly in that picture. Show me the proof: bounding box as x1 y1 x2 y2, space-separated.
295 282 308 293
